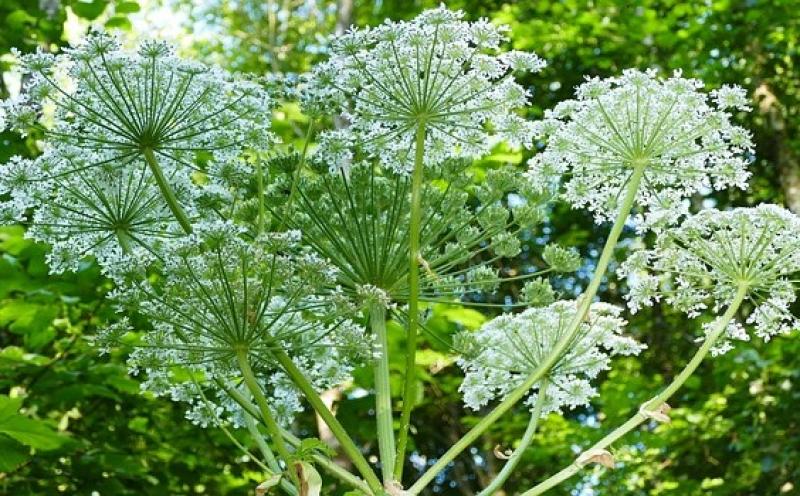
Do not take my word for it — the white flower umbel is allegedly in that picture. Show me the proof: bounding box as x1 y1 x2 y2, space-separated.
520 206 799 496
457 300 644 415
310 6 545 173
108 222 370 427
3 32 274 234
0 148 184 276
528 69 753 231
620 205 800 354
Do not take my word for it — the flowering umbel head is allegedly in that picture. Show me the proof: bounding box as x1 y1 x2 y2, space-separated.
267 157 554 310
0 33 275 268
620 205 800 355
528 69 753 230
5 33 273 165
102 222 370 426
309 6 545 173
0 149 185 276
457 301 644 415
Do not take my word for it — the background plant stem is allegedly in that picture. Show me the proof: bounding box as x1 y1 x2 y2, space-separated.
520 283 749 496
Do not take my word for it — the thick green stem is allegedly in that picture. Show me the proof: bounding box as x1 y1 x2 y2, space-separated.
236 350 300 488
215 378 372 494
370 303 396 483
272 348 384 494
394 121 427 480
408 163 647 494
244 413 299 496
521 284 749 496
116 229 133 253
478 380 548 496
142 147 193 234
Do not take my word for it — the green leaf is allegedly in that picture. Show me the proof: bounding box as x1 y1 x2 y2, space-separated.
0 436 30 472
70 0 108 20
0 416 64 450
5 10 37 30
104 16 132 30
115 1 140 14
0 397 23 421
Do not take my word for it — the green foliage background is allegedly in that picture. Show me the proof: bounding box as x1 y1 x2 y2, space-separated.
1 1 798 495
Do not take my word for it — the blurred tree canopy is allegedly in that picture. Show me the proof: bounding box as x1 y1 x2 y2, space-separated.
1 1 798 495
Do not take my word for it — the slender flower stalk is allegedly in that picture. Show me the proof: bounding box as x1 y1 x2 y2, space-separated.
478 379 549 496
218 378 373 494
271 347 384 494
395 122 427 479
236 350 300 489
520 284 749 496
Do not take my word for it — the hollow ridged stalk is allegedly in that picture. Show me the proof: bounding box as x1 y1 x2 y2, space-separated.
408 162 647 494
521 283 749 496
394 121 427 480
142 147 193 234
272 348 384 494
370 302 396 483
478 380 549 496
236 350 300 489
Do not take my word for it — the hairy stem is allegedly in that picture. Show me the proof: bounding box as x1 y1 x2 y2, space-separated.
478 380 549 496
236 350 300 488
142 147 193 234
394 121 427 480
272 348 384 494
408 163 647 494
370 303 396 483
521 284 749 496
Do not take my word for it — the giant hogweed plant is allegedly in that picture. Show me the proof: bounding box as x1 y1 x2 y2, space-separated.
0 6 796 495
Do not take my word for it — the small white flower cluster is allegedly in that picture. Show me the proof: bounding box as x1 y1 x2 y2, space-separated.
457 301 644 415
620 205 800 353
528 69 753 231
104 222 370 426
309 5 545 173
